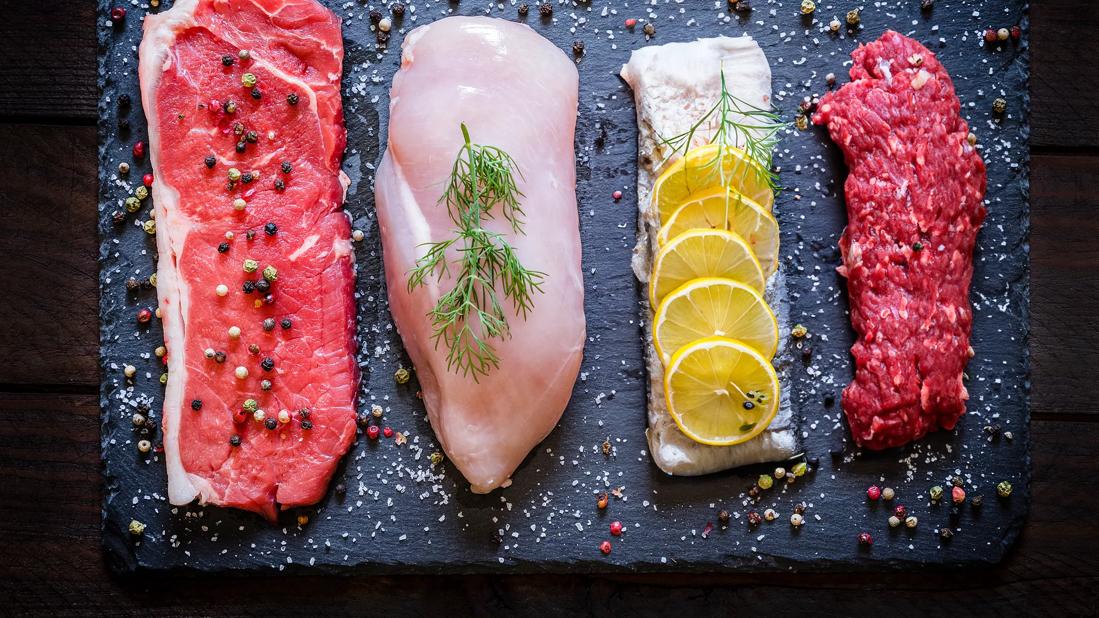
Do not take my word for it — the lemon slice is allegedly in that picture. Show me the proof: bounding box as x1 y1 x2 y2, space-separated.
651 144 774 218
648 228 765 308
656 189 780 277
663 336 780 447
653 277 778 365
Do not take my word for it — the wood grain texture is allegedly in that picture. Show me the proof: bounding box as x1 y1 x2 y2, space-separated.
1 393 1094 614
1030 155 1099 417
1030 2 1099 151
0 4 97 122
0 124 98 387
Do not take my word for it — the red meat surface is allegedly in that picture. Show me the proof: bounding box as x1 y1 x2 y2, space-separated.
812 31 987 450
139 0 358 519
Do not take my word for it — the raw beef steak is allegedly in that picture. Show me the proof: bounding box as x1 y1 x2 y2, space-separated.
139 0 357 520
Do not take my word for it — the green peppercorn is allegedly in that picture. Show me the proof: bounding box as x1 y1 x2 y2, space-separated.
791 324 808 338
997 480 1013 498
262 265 278 282
243 398 258 413
792 462 808 477
992 97 1007 115
125 196 141 213
929 485 944 502
228 167 242 182
134 186 149 201
241 73 257 88
243 259 259 273
394 367 411 384
757 474 774 490
128 519 146 536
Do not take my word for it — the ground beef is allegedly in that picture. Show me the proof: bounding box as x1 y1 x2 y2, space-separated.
813 31 987 450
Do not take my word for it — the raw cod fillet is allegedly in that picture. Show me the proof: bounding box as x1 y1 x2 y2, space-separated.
621 36 798 475
140 0 358 520
374 17 585 493
813 32 987 449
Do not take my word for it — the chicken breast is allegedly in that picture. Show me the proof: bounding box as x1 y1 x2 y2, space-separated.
374 17 585 493
621 36 798 475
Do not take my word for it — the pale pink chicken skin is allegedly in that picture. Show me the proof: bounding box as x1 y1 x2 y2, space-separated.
375 17 585 493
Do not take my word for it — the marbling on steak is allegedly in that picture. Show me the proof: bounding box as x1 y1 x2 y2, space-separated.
139 0 357 519
813 31 987 450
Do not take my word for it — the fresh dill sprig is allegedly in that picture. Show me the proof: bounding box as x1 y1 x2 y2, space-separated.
407 124 546 381
656 65 787 194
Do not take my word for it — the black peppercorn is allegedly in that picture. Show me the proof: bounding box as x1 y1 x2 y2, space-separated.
643 22 655 35
263 317 276 331
281 161 293 174
241 172 254 184
191 399 203 411
287 92 299 106
249 343 260 355
369 9 382 22
214 351 227 363
250 88 262 100
280 318 292 330
236 141 247 153
717 509 731 526
126 277 140 291
112 210 127 225
357 412 371 428
265 418 278 430
518 3 529 15
265 222 278 236
274 179 285 191
218 242 230 253
205 155 217 168
229 434 242 446
222 55 234 66
939 527 953 540
334 482 346 495
245 131 258 144
261 357 274 371
823 391 835 407
243 280 256 294
572 40 584 55
391 2 405 17
539 3 552 16
118 94 132 108
255 279 270 293
301 420 313 430
246 229 257 241
920 0 933 9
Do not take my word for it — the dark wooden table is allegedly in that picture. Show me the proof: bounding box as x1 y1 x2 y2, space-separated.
2 3 1096 615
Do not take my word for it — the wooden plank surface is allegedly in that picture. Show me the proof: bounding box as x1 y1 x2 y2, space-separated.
1030 2 1099 151
0 4 97 123
0 124 99 388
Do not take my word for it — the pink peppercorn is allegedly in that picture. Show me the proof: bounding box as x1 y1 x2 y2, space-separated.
599 540 612 555
132 141 146 159
625 18 637 28
136 308 152 323
383 426 394 438
143 174 154 187
866 485 881 501
367 425 380 440
612 190 623 201
983 28 997 44
1010 25 1021 40
858 532 873 546
952 486 966 504
111 7 126 22
610 521 623 536
893 504 907 519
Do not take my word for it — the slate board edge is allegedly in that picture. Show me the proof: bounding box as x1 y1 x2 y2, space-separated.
96 0 1033 574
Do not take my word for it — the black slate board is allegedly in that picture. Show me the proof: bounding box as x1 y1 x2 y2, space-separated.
98 0 1031 573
